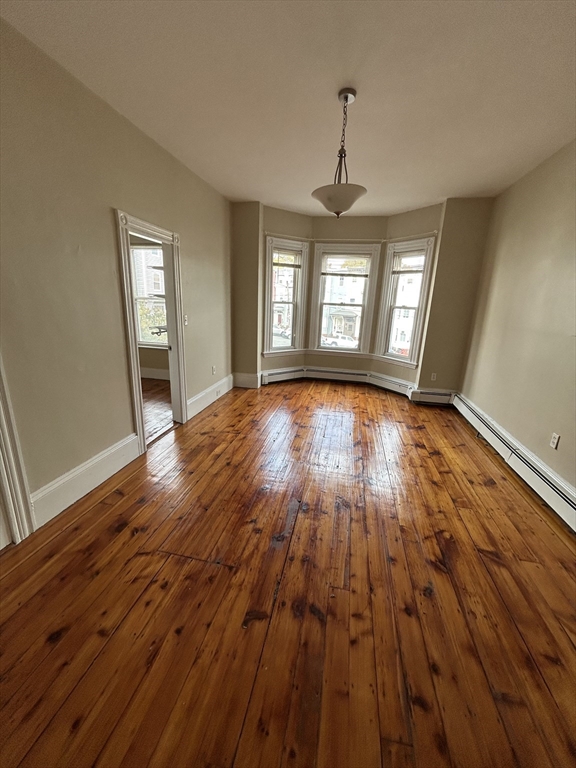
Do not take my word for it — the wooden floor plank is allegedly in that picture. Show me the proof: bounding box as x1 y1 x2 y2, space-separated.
317 587 350 768
0 381 574 768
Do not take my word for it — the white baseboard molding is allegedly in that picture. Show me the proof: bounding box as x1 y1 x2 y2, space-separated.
187 374 234 420
261 365 413 397
140 367 170 380
453 394 575 531
233 372 262 389
31 434 140 529
408 387 455 405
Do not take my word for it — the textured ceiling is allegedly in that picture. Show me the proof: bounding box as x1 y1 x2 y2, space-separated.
1 0 574 215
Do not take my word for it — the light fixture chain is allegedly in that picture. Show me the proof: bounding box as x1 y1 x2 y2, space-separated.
340 97 348 150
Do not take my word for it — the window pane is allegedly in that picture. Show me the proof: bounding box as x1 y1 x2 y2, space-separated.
131 248 164 298
323 275 367 304
394 253 425 271
394 272 422 306
272 303 293 348
136 298 167 343
320 305 361 349
388 308 416 357
273 265 295 302
323 256 369 275
273 250 298 265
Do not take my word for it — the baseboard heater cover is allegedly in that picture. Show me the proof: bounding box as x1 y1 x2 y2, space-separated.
261 366 412 396
408 388 454 405
453 394 575 531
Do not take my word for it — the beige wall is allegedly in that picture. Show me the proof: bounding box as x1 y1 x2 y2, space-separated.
312 216 387 241
419 199 494 390
462 141 575 485
231 202 263 376
386 204 443 241
0 21 231 492
138 347 169 371
263 206 312 240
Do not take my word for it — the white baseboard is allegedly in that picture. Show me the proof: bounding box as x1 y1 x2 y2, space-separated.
233 372 262 389
408 387 455 405
187 374 234 420
453 394 575 531
261 365 413 397
30 434 140 529
140 367 170 380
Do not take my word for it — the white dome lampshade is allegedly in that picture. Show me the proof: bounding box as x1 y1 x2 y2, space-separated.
311 183 367 218
312 87 367 217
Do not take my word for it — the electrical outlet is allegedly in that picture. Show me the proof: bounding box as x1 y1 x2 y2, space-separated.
431 373 437 381
212 366 216 375
183 314 188 326
550 433 560 449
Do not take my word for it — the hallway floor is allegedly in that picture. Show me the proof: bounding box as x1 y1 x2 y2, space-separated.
0 381 574 767
141 377 173 444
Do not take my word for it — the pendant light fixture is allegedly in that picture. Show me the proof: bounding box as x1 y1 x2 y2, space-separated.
312 87 367 217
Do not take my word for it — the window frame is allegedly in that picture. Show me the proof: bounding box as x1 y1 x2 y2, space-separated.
309 242 381 354
375 237 436 367
263 236 309 354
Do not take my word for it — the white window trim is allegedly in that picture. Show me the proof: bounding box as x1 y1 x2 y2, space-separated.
375 237 436 368
264 237 309 354
309 242 381 354
138 342 170 350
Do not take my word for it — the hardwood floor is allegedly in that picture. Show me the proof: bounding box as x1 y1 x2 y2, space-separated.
0 381 574 768
141 377 173 444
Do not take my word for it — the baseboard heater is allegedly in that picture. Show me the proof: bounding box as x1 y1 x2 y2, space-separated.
261 366 412 397
453 394 575 530
408 388 454 405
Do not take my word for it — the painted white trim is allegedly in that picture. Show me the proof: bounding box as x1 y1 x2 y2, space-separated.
408 388 455 405
31 434 140 529
0 355 35 543
187 375 234 420
116 210 188 455
453 394 575 531
162 239 188 424
264 236 309 354
138 342 170 350
261 349 308 358
140 368 170 380
261 365 412 397
309 242 381 354
234 373 262 389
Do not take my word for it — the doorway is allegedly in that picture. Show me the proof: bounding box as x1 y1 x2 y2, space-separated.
116 211 188 454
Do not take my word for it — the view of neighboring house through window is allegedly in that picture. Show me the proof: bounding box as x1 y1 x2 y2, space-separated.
265 237 308 351
319 255 369 349
378 237 435 365
130 246 168 345
310 243 380 353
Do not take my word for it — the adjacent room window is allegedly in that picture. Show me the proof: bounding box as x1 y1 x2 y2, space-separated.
130 246 168 346
264 237 309 352
310 243 380 353
376 237 435 366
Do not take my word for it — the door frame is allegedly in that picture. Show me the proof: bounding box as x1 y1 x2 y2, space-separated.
116 210 188 455
0 354 35 544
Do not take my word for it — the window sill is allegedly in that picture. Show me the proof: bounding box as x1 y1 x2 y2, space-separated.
262 349 307 358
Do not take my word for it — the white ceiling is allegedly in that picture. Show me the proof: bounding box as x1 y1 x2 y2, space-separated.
1 1 574 216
